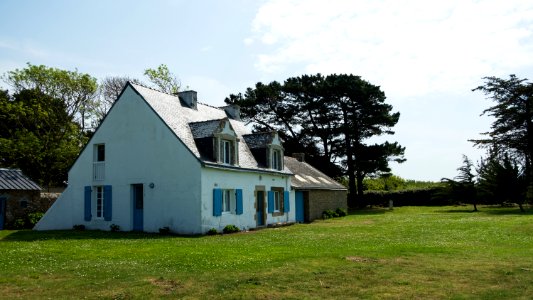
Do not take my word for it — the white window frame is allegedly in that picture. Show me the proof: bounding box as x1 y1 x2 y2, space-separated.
272 149 282 170
94 144 105 162
221 139 232 164
273 190 281 212
95 186 104 219
222 189 235 214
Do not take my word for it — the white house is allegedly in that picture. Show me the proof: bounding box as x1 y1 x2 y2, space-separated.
35 82 295 234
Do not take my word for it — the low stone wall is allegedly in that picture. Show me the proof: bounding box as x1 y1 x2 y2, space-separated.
1 191 60 228
307 190 347 221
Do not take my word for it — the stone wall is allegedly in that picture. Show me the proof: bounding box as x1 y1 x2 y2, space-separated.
0 191 59 228
307 190 347 221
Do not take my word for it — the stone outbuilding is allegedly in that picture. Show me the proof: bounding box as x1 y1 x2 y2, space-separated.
284 155 347 222
0 168 42 229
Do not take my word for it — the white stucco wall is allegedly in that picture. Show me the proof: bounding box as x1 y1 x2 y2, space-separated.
36 86 203 233
200 167 295 232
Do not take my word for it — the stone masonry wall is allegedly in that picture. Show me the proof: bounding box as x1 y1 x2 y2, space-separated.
307 190 347 221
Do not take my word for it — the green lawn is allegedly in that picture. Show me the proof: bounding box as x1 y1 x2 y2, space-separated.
1 206 532 299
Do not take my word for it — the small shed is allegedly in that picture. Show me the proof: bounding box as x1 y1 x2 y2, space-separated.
284 155 347 222
0 168 41 229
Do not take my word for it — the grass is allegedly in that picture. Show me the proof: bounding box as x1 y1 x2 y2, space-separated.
1 206 533 299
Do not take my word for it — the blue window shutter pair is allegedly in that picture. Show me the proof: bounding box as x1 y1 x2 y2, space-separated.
236 189 243 215
283 191 290 213
84 186 112 221
103 185 112 221
213 188 222 216
267 191 274 213
84 186 92 221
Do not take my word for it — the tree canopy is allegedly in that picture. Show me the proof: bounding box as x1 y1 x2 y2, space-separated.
143 64 180 94
226 73 405 207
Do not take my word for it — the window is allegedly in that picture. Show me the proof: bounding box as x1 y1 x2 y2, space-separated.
221 139 232 164
95 186 104 219
272 149 282 170
273 190 281 212
95 144 105 162
222 189 234 213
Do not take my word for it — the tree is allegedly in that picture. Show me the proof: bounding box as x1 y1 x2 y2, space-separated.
0 89 85 187
143 64 180 94
441 155 478 211
95 76 143 126
472 75 533 203
226 74 405 207
2 63 98 131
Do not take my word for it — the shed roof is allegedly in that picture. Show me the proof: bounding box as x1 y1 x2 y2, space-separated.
0 168 41 191
284 157 346 190
129 83 292 175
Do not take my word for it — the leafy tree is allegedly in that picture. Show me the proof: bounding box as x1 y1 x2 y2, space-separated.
2 63 98 131
226 74 405 207
472 75 533 203
144 64 180 94
0 89 85 187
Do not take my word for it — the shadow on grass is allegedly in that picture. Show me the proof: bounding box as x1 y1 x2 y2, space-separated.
437 205 533 216
349 207 393 216
0 229 203 242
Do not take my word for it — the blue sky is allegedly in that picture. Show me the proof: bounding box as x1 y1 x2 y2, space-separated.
1 0 533 181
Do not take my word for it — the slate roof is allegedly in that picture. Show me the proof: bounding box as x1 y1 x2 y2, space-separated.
242 132 273 149
189 119 224 139
284 157 346 190
0 168 41 191
130 83 292 175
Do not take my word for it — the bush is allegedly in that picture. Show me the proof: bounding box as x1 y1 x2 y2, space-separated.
206 228 218 235
159 226 171 234
362 187 452 207
11 218 26 229
28 212 45 227
336 208 348 217
322 210 339 219
222 224 240 234
110 224 120 232
73 224 85 231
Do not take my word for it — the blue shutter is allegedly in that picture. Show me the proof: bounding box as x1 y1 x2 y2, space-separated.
84 186 92 221
103 185 112 221
236 189 243 215
283 191 290 213
213 188 222 216
267 191 274 213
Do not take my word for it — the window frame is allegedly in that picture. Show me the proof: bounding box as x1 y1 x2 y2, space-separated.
272 149 282 170
270 187 285 215
95 144 105 162
95 186 104 219
221 139 232 165
222 189 235 214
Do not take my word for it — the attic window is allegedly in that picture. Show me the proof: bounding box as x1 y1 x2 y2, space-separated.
272 149 282 170
221 139 233 164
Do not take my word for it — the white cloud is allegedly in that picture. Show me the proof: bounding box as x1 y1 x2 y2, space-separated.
249 0 533 99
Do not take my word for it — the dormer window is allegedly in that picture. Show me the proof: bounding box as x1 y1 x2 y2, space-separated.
221 139 233 164
272 149 282 170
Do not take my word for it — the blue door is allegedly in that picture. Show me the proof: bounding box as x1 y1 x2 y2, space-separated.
132 184 143 231
0 197 6 230
295 191 304 223
256 191 265 226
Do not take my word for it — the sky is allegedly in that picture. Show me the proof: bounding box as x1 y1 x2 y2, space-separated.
1 0 533 181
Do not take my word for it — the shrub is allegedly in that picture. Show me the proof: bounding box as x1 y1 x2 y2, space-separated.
336 208 348 217
110 224 120 232
28 212 45 227
73 224 85 231
222 224 240 234
206 228 218 235
159 226 171 234
322 210 339 219
11 218 26 229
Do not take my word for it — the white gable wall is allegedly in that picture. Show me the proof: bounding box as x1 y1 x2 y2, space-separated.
36 86 203 233
200 167 295 232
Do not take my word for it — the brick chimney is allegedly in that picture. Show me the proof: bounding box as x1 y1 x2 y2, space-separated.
292 153 305 162
178 90 197 110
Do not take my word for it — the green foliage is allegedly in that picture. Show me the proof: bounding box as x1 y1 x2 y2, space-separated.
72 224 85 231
27 212 44 227
144 64 180 94
158 227 171 234
363 174 442 191
364 187 450 207
206 228 218 235
2 63 98 130
226 74 405 207
322 209 339 219
222 224 240 234
335 207 348 217
110 224 121 232
0 89 85 186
